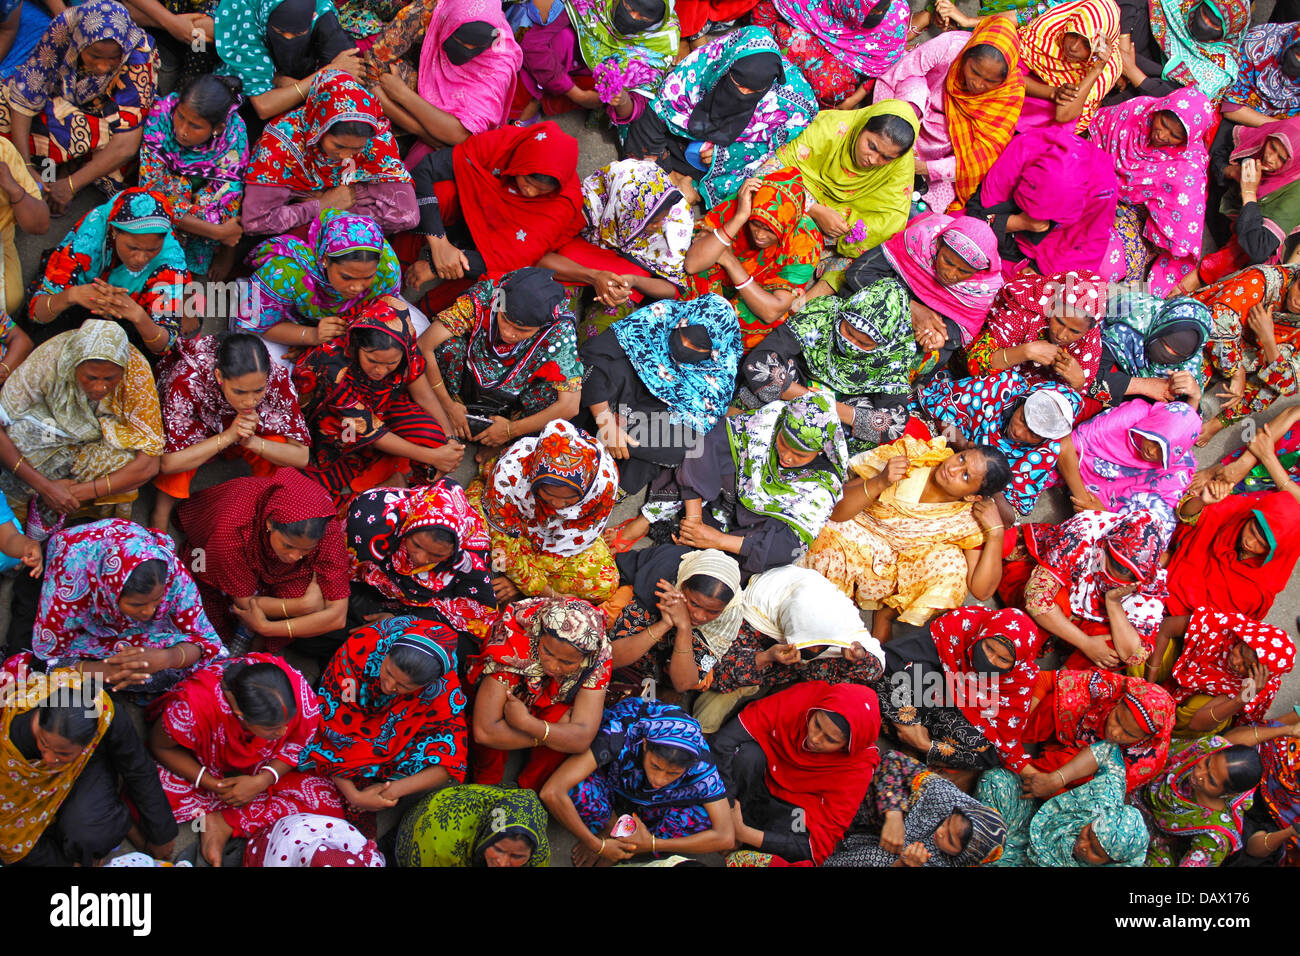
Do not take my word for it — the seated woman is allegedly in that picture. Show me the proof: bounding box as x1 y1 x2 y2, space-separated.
0 320 163 523
769 101 918 264
478 420 619 604
966 269 1105 402
801 436 1011 641
395 784 550 867
751 0 910 109
977 741 1149 867
963 127 1119 280
1097 291 1209 411
1257 726 1300 865
622 27 817 208
1108 0 1250 106
734 279 916 455
139 74 247 280
298 618 468 818
1193 264 1300 445
824 749 1007 867
1168 608 1296 737
910 369 1081 518
1011 0 1123 132
713 681 880 866
830 212 1003 381
1221 22 1300 126
213 0 359 122
292 297 463 508
469 597 610 791
243 812 385 867
542 697 734 866
998 509 1168 673
242 70 415 238
407 121 584 297
1091 89 1213 294
0 670 178 867
152 334 309 531
148 654 343 867
419 268 583 455
374 0 520 150
1054 398 1201 538
23 519 224 694
174 469 350 651
878 607 1043 773
241 209 402 367
28 188 190 359
0 0 156 213
627 390 848 577
579 294 742 497
870 17 1024 216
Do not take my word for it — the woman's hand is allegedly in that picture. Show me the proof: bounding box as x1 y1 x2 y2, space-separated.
312 315 348 345
1248 303 1277 347
219 774 268 807
697 142 714 166
1248 422 1279 463
327 48 364 80
1200 477 1233 506
1105 582 1140 607
502 693 535 732
103 646 172 690
878 455 909 487
349 781 400 811
407 259 435 289
972 496 1002 530
1241 158 1263 200
760 643 802 668
880 811 906 854
47 177 74 214
19 539 42 577
1070 490 1110 512
594 408 639 460
673 515 724 549
472 415 512 447
843 640 870 663
230 410 258 445
1241 659 1270 702
492 574 522 602
910 302 947 351
898 842 930 866
1217 367 1247 413
809 203 849 239
230 597 271 635
730 177 762 226
424 440 466 475
213 217 243 247
598 834 638 862
317 184 355 211
591 270 632 306
1052 350 1086 390
654 580 692 632
39 478 82 514
934 0 976 27
1019 768 1059 799
430 235 470 280
1022 341 1061 366
445 401 472 441
1164 369 1201 404
1080 635 1120 669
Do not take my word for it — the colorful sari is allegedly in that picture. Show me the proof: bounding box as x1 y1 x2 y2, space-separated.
396 784 550 866
417 0 521 135
1017 0 1122 132
215 0 342 96
1221 118 1300 266
1102 291 1211 383
1259 732 1300 863
1136 736 1253 866
1171 608 1296 725
1222 23 1300 118
580 159 693 291
1148 0 1250 100
564 0 679 109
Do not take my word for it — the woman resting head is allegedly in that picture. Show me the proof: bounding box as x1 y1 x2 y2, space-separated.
395 784 550 867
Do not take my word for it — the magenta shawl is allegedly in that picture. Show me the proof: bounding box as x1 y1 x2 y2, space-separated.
1230 115 1300 200
417 0 522 136
772 0 911 75
881 210 1003 344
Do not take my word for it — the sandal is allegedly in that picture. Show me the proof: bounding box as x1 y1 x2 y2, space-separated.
604 517 647 553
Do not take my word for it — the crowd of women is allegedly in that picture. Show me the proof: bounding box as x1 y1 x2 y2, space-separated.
3 0 1300 870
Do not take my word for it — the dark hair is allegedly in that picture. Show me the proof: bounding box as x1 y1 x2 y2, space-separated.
860 0 894 29
215 332 271 379
825 710 851 738
949 810 974 852
404 525 457 547
523 172 562 189
646 740 698 769
388 641 446 686
36 702 101 746
325 120 376 139
962 43 1010 80
222 661 298 727
122 559 169 597
863 113 916 153
270 516 331 541
351 326 402 352
971 444 1013 498
328 247 382 264
681 572 735 605
178 73 243 126
1223 745 1263 793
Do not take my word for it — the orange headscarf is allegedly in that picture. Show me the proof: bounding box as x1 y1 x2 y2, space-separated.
1017 0 1122 132
944 17 1026 211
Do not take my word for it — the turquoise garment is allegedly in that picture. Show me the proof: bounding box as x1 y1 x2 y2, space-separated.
975 767 1038 867
0 494 20 572
1101 291 1211 383
215 0 340 96
1029 742 1151 866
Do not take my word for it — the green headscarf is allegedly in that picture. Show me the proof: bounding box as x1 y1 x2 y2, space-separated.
395 785 551 867
564 0 679 96
1029 743 1151 866
787 279 916 397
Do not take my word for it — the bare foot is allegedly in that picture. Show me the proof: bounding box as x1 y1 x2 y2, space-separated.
1196 416 1226 447
199 811 233 867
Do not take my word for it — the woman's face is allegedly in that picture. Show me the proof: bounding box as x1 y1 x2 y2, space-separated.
357 345 403 382
1134 436 1164 465
79 39 124 76
976 636 1016 671
837 320 877 351
681 585 729 627
933 241 978 287
747 220 779 249
1237 518 1270 560
533 483 582 510
933 811 971 856
854 128 905 169
113 230 165 273
1059 31 1091 63
1072 821 1113 865
324 258 379 299
495 313 541 347
1190 751 1230 799
642 749 690 790
960 53 1007 95
172 100 216 149
319 131 370 165
932 449 988 499
803 709 848 754
215 369 268 414
774 431 818 469
400 530 455 569
1148 111 1188 149
1103 704 1148 745
1047 310 1094 346
1103 550 1138 585
537 632 586 681
513 175 559 199
378 657 425 696
1005 405 1044 445
117 581 168 624
1262 137 1292 175
1227 639 1259 677
482 836 533 867
265 524 320 564
32 715 86 768
75 360 124 403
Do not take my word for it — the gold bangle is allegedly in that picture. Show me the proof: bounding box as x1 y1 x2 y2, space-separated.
67 172 76 193
983 525 1004 534
541 721 550 743
92 477 101 498
1055 770 1066 789
429 378 446 389
11 454 24 474
505 420 512 440
294 82 305 98
301 326 309 342
144 328 167 347
0 361 11 375
1208 701 1224 722
651 834 657 854
599 838 607 855
286 617 294 640
1001 347 1010 366
281 598 288 620
259 437 267 456
104 474 112 496
1255 725 1262 744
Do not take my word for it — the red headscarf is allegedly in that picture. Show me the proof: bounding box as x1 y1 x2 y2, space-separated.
1171 608 1296 723
1046 670 1174 791
930 607 1044 767
739 681 881 864
1166 491 1300 619
451 121 584 277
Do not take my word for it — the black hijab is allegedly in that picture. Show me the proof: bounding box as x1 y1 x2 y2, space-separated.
266 0 352 77
443 20 499 66
1145 321 1204 367
611 0 667 35
686 51 783 146
497 267 568 328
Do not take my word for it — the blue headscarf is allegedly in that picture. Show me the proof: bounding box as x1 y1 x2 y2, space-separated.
1101 291 1211 381
590 697 726 809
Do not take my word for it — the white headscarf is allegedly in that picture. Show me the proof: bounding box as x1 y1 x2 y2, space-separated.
675 548 745 660
742 565 885 665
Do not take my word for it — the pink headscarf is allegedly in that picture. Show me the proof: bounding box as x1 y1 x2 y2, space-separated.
974 126 1118 279
881 210 1003 344
417 0 522 136
1230 115 1300 200
1090 88 1213 293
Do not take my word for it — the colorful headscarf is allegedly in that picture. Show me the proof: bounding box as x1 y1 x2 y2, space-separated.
787 278 916 397
396 784 551 867
674 549 745 660
1227 117 1300 251
1017 0 1123 132
726 390 849 546
581 159 692 288
882 211 1004 344
1259 730 1300 834
1138 735 1253 865
245 70 410 191
564 0 680 99
142 90 248 186
906 771 1008 866
590 697 726 809
980 269 1105 391
1048 669 1175 791
1223 23 1300 117
771 0 909 75
482 420 618 557
417 0 521 136
1149 0 1250 98
1028 742 1150 866
476 597 612 705
1172 608 1296 723
1101 291 1210 381
215 0 339 96
944 16 1026 211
